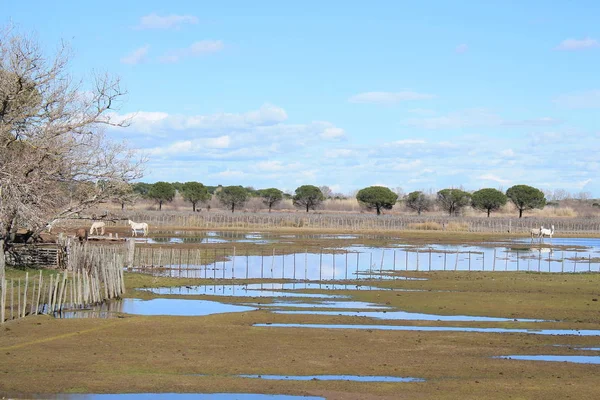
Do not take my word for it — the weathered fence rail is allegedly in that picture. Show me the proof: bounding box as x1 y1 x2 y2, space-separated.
53 212 600 234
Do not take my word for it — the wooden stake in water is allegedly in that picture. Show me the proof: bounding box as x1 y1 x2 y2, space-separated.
345 251 348 280
271 249 275 279
305 250 308 281
468 251 472 271
416 250 419 271
428 249 432 271
492 248 496 271
454 250 459 271
444 251 447 271
232 247 236 279
319 250 323 281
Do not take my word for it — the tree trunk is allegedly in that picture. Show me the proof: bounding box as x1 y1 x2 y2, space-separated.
268 205 272 213
376 205 381 215
519 208 523 218
121 202 125 210
231 203 235 213
418 209 421 216
159 201 163 211
487 209 491 217
306 204 309 212
192 202 196 212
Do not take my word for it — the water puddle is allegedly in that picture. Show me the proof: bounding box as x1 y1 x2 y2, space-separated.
254 324 600 336
270 310 542 322
133 231 600 276
61 298 256 318
143 284 347 299
251 300 393 310
498 355 600 364
142 282 421 298
238 374 424 382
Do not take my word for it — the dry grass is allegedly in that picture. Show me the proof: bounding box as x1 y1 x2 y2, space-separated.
446 221 469 231
531 206 578 217
408 222 443 230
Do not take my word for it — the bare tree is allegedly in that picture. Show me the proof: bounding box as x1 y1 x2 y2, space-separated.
319 185 333 199
0 26 144 254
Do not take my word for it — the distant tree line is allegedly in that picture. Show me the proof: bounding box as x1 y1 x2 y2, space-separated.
130 181 551 218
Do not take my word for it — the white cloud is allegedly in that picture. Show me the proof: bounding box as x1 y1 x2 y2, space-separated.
321 127 345 139
160 40 224 63
405 109 562 130
212 169 247 179
478 174 511 185
120 45 150 65
147 135 231 155
407 108 436 116
501 117 562 126
109 104 287 135
405 108 502 129
553 90 600 109
348 91 436 104
555 37 599 51
455 44 468 54
325 149 355 158
255 160 286 172
500 149 515 157
395 139 426 145
136 13 198 30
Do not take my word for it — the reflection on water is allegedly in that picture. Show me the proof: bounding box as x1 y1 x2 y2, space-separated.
254 323 600 336
144 284 345 299
133 244 600 281
249 300 394 310
143 282 417 297
238 374 424 382
498 355 600 364
271 310 543 322
60 298 256 318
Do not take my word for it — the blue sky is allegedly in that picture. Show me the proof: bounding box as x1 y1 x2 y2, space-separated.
5 1 600 196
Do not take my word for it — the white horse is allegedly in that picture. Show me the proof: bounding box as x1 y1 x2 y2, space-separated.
90 221 106 235
530 226 543 242
540 225 555 241
128 219 148 237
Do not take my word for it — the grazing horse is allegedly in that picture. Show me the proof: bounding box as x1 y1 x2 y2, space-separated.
540 225 555 241
90 221 106 235
530 226 543 242
75 228 88 243
128 219 149 237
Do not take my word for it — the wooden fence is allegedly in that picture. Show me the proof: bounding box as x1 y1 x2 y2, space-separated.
128 245 600 281
0 241 130 324
53 212 600 234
